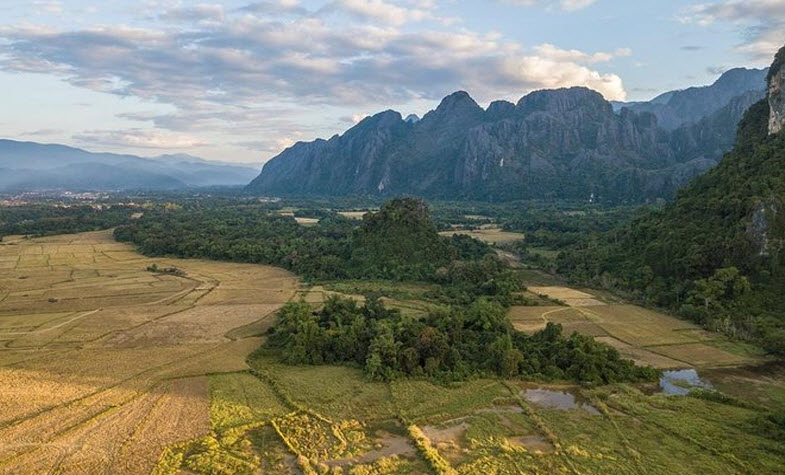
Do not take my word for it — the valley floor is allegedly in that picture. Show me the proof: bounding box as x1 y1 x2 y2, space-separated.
1 232 784 474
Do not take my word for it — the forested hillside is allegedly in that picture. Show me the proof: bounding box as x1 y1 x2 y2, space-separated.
558 46 785 354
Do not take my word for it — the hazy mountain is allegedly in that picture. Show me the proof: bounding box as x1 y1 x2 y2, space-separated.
613 67 768 129
0 140 259 191
248 73 765 203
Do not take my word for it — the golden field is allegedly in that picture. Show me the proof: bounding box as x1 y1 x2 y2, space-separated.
0 231 298 474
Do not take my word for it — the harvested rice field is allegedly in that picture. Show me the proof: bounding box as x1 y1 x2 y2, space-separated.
0 230 299 474
439 228 525 244
2 231 783 475
510 286 761 369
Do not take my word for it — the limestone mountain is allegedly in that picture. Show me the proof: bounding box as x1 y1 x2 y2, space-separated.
248 69 767 203
558 45 785 352
615 67 768 130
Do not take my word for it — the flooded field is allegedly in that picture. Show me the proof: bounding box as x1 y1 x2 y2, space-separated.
522 388 601 415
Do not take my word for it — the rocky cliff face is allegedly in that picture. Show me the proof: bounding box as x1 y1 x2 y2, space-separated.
618 68 767 130
769 47 785 135
249 73 768 203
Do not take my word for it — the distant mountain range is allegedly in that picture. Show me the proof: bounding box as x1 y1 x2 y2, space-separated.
0 140 259 192
612 68 769 129
248 67 768 203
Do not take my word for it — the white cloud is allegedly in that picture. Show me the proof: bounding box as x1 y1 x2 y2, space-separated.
321 0 435 26
73 129 207 149
679 0 785 61
0 3 628 158
533 44 627 63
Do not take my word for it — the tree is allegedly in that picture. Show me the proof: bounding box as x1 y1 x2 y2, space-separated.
688 267 750 312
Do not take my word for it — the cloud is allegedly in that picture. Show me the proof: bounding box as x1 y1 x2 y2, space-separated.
0 4 627 158
22 128 65 136
320 0 436 26
533 44 630 63
161 4 225 23
235 134 303 153
73 129 207 149
679 0 785 61
502 0 598 11
239 0 308 15
33 1 63 15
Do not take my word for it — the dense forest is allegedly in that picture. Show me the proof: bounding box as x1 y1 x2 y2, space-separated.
0 204 137 238
267 295 658 384
113 196 661 382
114 198 521 304
557 99 785 354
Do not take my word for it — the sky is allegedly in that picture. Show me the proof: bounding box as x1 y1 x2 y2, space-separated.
0 0 783 165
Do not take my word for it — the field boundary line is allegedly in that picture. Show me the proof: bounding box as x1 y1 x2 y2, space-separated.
224 306 282 341
270 417 318 475
406 423 456 475
143 287 196 306
0 309 101 337
86 304 200 345
0 385 158 471
0 341 230 432
573 307 699 367
540 306 576 325
601 392 751 471
110 381 186 473
585 393 646 472
502 381 581 475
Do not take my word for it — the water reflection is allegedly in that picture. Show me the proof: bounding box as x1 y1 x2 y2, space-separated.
522 388 601 415
659 369 713 395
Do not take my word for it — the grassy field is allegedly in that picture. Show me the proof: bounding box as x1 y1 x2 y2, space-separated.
156 350 785 475
0 230 299 474
439 228 525 244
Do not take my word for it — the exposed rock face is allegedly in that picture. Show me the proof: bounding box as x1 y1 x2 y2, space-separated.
619 68 767 130
747 201 778 257
769 50 785 134
249 77 767 203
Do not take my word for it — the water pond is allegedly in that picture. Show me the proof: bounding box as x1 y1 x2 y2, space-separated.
659 369 713 395
522 388 601 415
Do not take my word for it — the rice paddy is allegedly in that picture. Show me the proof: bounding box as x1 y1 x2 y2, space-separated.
0 230 299 474
439 228 525 244
509 286 761 369
2 231 784 474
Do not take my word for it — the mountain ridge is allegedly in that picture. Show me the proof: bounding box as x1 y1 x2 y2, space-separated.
0 140 259 191
248 67 767 203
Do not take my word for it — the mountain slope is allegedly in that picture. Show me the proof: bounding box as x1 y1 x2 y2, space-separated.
0 140 259 191
249 70 765 203
558 46 785 353
613 67 768 129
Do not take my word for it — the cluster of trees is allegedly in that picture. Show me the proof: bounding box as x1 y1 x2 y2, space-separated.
557 99 785 354
268 295 658 384
115 198 521 303
0 204 136 239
